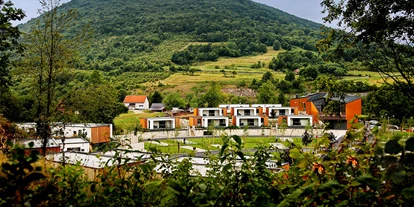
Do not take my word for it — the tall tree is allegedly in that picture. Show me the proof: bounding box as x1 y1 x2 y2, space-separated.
150 91 163 105
257 81 277 104
67 82 128 124
277 92 286 106
23 0 89 155
163 92 186 109
202 83 224 107
0 0 25 90
284 71 295 82
0 1 25 120
320 0 413 98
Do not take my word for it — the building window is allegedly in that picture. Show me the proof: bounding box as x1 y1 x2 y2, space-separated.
292 119 301 126
280 110 286 116
248 119 255 126
244 110 251 116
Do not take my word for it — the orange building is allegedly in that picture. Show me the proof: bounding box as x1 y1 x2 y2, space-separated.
290 93 362 129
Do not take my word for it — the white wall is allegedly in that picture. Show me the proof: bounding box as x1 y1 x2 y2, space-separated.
235 117 261 127
287 116 312 126
234 108 257 116
149 119 175 130
202 117 229 127
126 98 149 110
199 108 222 116
269 107 293 117
18 123 113 140
60 142 90 153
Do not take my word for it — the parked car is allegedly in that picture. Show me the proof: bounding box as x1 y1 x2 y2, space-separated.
388 125 400 130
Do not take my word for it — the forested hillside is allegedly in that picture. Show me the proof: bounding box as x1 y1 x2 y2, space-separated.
20 0 323 72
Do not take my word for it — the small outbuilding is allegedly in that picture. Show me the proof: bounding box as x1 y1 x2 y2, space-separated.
150 103 165 112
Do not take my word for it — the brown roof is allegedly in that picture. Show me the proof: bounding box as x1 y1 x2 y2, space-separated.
123 95 147 103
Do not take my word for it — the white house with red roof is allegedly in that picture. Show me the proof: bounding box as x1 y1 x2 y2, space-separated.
123 95 149 110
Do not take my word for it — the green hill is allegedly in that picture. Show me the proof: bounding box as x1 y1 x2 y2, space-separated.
20 0 323 72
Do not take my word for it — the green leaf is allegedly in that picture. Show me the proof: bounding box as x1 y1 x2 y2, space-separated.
356 174 380 191
384 140 403 154
222 163 232 173
289 148 302 159
198 183 207 191
402 186 414 199
405 137 414 151
318 181 344 192
168 180 185 195
391 170 406 184
350 180 360 187
277 188 304 207
236 151 245 161
232 135 242 146
297 159 309 169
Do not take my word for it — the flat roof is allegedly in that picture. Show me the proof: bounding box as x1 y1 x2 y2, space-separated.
146 117 176 120
47 151 151 169
287 115 313 118
202 116 229 119
17 138 59 148
54 137 89 144
234 115 262 118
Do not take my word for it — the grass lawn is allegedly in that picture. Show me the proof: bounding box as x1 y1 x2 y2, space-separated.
186 136 290 150
114 111 166 132
144 142 194 154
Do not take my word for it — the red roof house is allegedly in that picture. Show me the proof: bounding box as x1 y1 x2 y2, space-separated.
123 95 149 110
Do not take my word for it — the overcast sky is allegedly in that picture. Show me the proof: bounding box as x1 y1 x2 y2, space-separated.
11 0 332 26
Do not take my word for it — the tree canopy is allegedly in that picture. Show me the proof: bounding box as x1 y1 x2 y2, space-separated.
320 0 414 97
0 1 25 89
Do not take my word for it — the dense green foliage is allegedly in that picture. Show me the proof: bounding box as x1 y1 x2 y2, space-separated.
0 1 25 89
19 0 322 70
320 0 414 98
2 127 414 206
363 85 414 124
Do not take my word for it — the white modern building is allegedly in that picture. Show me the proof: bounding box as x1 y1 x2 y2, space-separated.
142 117 178 130
233 116 262 127
201 116 229 128
197 108 224 116
54 137 90 153
251 104 282 115
286 115 312 127
18 123 113 145
267 107 295 118
232 107 259 116
219 104 250 113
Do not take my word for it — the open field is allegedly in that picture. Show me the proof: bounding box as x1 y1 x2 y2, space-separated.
114 111 166 131
341 71 386 85
195 46 283 70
